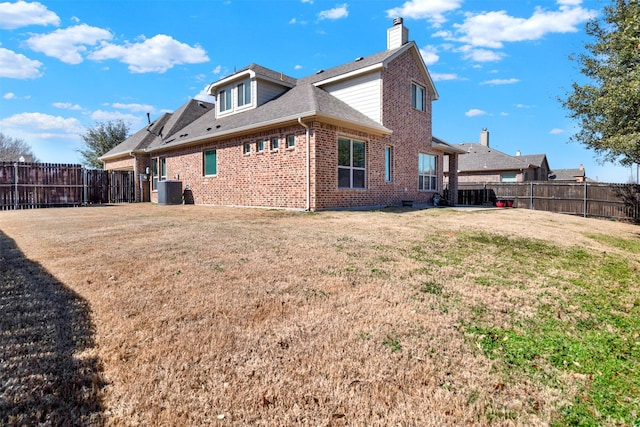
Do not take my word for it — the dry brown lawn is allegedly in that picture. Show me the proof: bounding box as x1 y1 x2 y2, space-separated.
1 204 638 426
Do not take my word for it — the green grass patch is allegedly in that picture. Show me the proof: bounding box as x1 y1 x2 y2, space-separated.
425 231 640 425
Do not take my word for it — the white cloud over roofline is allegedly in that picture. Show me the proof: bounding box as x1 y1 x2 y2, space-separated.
386 0 462 27
89 34 209 73
26 24 113 64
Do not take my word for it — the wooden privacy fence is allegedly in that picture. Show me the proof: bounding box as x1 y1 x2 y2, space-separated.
0 162 135 210
444 181 640 222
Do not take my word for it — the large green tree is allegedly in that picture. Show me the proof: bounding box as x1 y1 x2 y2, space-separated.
0 132 39 162
560 0 640 168
78 120 130 169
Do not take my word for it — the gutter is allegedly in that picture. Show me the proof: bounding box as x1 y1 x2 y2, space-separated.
298 117 311 211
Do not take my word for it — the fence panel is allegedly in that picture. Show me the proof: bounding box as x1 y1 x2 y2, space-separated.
0 162 135 210
446 181 639 222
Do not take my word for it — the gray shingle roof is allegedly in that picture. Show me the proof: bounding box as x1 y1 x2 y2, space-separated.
455 143 532 171
549 168 586 181
101 42 429 159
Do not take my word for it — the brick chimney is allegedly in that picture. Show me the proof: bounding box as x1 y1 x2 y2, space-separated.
480 128 490 147
387 17 408 50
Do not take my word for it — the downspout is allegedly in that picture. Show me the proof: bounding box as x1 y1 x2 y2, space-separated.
298 117 310 211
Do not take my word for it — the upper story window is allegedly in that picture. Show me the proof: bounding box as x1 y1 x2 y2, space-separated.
243 142 251 154
411 82 425 111
219 88 232 112
271 137 279 151
237 80 251 107
256 139 265 153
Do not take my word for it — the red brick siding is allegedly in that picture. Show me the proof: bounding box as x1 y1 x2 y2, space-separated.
381 47 441 204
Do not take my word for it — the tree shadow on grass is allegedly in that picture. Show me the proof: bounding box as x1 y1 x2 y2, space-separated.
0 231 104 425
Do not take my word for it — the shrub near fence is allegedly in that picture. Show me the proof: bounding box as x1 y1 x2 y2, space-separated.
0 162 135 210
444 181 640 222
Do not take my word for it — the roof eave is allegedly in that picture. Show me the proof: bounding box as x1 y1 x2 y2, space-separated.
145 111 392 154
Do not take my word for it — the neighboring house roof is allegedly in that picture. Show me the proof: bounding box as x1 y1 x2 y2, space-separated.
454 143 532 172
517 154 546 168
549 168 586 181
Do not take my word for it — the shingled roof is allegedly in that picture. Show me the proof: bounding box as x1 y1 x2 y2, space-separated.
101 41 423 160
455 143 532 172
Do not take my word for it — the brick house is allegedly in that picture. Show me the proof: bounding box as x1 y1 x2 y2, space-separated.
101 18 462 210
443 129 551 184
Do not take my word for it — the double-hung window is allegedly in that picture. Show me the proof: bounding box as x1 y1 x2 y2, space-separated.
411 82 425 111
204 149 217 176
237 80 251 107
219 88 232 112
338 137 366 189
418 153 437 191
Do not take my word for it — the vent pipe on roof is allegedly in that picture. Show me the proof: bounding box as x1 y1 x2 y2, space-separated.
480 128 490 147
387 17 408 50
516 149 521 156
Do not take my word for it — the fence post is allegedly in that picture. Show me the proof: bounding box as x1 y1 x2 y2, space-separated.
583 180 587 218
13 162 18 210
530 181 534 210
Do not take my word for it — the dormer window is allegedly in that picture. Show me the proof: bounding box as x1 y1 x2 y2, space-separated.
219 88 232 112
237 80 251 107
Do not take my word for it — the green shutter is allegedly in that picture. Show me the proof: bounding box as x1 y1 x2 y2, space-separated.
204 150 217 175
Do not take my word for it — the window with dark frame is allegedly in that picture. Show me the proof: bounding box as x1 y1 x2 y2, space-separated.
257 140 265 153
271 137 279 151
286 134 295 148
244 142 251 154
338 137 366 189
411 82 425 111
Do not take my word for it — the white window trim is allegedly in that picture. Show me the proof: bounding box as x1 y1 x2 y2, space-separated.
411 82 425 112
418 153 437 191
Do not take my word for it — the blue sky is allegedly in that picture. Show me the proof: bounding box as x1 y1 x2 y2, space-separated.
0 0 635 182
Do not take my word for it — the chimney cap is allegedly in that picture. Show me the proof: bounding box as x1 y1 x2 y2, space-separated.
393 17 403 26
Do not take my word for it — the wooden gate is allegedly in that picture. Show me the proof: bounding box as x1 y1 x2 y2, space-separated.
0 162 135 210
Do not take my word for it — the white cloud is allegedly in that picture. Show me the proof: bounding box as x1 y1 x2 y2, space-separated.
0 47 43 78
480 78 520 85
111 103 155 113
549 128 564 134
212 65 224 75
419 45 439 65
90 109 142 127
387 0 462 27
0 0 59 29
294 64 303 70
459 46 504 62
516 103 533 109
3 92 16 100
431 73 459 81
26 24 113 64
454 3 596 49
53 102 83 111
318 4 348 20
0 112 85 137
89 34 209 73
289 18 297 24
465 109 487 117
